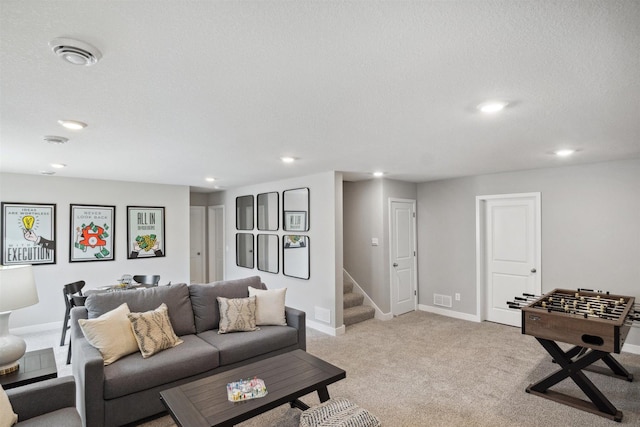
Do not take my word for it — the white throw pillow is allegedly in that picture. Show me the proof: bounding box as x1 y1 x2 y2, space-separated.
0 384 18 427
248 287 287 326
78 303 139 365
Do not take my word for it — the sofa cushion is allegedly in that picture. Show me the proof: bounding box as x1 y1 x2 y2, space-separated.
78 303 139 365
249 287 287 326
103 335 219 399
198 325 298 365
128 303 183 358
85 283 196 336
189 277 266 333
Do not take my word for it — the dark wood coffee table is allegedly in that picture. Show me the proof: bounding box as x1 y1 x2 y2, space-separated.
160 350 346 427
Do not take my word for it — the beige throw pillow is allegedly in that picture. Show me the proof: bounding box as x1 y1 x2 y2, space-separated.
0 385 18 427
78 303 139 365
127 303 183 358
248 287 287 326
217 296 259 334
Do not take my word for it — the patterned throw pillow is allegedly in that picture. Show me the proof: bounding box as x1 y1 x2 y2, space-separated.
127 303 183 358
217 296 259 334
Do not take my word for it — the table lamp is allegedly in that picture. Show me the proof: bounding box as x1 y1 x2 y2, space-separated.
0 265 39 375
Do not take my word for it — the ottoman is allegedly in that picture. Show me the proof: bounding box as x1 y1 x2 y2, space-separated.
299 398 381 427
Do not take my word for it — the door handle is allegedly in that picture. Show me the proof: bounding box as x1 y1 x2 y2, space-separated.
531 268 537 273
393 263 398 267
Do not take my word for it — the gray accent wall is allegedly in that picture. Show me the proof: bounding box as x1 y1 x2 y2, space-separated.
417 158 640 344
344 178 417 313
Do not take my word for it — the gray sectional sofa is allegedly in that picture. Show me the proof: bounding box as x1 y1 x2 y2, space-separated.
70 276 306 427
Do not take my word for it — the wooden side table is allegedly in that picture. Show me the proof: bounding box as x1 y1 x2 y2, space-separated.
0 348 57 390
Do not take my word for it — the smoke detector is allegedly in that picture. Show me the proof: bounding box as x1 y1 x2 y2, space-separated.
43 135 69 145
49 37 102 66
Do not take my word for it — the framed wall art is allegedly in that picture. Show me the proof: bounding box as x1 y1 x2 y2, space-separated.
284 211 307 232
127 206 165 259
1 202 56 265
70 204 115 262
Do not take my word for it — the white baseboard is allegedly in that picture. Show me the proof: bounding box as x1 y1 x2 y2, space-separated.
622 342 640 355
418 304 481 323
307 320 345 336
10 321 62 335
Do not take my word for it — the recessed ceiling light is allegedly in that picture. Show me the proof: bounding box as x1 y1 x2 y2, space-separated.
477 101 508 114
51 163 66 169
373 171 384 177
58 120 87 130
43 135 69 144
281 157 296 163
49 37 102 66
554 149 575 157
205 177 216 182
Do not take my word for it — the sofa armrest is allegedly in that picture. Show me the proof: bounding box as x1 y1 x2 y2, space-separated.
285 306 306 351
71 307 106 427
6 376 76 421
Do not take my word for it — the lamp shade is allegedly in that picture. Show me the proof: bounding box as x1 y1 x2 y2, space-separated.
0 265 39 312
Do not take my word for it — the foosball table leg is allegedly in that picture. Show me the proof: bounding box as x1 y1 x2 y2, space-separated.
526 338 623 422
552 346 634 382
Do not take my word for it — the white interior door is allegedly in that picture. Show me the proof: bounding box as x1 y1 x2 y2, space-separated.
390 199 417 315
189 206 206 283
208 206 225 282
480 193 541 327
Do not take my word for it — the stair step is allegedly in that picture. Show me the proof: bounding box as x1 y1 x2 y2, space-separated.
343 292 364 309
343 305 375 326
343 281 353 294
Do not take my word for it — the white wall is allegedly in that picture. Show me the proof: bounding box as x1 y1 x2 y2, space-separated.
1 173 190 330
221 171 343 333
417 158 640 346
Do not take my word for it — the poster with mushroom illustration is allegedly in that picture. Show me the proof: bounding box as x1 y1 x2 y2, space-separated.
1 202 56 265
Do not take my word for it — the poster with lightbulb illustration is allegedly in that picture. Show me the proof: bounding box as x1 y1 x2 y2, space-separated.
70 204 115 262
1 202 56 266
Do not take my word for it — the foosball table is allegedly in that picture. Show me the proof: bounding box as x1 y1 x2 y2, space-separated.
508 288 640 422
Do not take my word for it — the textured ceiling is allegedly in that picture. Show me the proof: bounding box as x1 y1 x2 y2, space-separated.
1 0 639 192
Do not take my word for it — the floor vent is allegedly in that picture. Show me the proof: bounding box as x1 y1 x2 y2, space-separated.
433 293 453 308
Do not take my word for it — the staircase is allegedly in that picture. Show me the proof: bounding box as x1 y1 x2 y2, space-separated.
343 275 376 326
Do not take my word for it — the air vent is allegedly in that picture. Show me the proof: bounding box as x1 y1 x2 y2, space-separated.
433 293 453 308
49 38 102 66
43 135 69 145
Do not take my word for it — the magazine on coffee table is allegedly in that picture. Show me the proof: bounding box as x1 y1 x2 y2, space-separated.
227 377 267 402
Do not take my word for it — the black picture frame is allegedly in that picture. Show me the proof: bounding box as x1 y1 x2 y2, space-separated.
126 206 166 259
69 204 116 262
1 202 57 266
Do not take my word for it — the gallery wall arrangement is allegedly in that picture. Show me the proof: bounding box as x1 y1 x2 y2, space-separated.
1 201 166 266
235 187 310 280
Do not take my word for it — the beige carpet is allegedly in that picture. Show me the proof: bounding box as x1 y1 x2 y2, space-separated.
134 311 640 426
25 311 640 426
